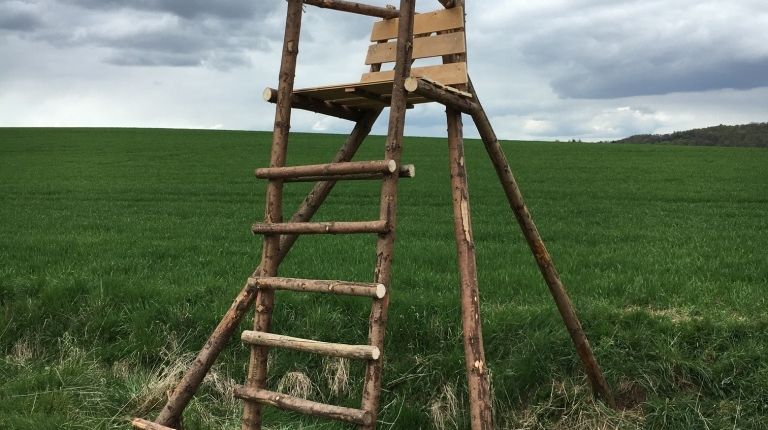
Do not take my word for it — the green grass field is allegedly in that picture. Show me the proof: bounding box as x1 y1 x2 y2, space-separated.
1 127 767 429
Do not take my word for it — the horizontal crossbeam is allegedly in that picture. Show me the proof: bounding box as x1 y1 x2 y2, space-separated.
241 331 381 360
255 159 396 180
234 386 373 425
248 277 386 298
284 163 415 182
302 0 399 19
251 220 389 235
404 77 478 115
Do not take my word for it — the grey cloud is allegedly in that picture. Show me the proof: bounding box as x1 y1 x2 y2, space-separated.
61 0 279 20
547 58 768 99
13 0 282 69
104 49 201 67
510 0 768 99
0 3 44 31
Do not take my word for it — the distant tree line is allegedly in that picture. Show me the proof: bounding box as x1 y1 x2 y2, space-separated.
612 122 768 148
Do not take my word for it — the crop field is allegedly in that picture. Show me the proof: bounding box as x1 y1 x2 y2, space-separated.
1 127 767 429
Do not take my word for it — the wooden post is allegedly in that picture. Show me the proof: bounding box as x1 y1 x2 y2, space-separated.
442 2 494 426
466 76 615 407
447 110 494 429
243 1 304 428
153 109 382 429
360 0 415 428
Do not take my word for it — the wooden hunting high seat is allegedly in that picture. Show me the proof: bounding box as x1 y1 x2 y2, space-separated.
266 7 471 113
132 2 613 430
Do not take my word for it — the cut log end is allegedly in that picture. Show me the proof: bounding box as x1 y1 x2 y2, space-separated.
370 346 381 360
402 164 416 178
386 159 397 173
263 87 277 103
404 77 419 93
375 283 386 299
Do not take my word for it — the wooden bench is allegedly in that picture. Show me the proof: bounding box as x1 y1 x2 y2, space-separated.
290 7 469 109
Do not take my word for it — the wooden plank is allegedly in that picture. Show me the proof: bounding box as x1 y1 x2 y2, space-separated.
365 31 465 64
293 81 394 102
361 62 468 86
234 386 373 426
262 87 365 122
370 6 464 41
241 331 381 360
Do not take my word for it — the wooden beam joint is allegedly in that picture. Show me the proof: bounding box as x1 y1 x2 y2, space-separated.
404 77 478 115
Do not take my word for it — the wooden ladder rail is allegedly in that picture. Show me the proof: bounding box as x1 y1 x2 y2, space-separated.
359 1 416 428
241 0 303 427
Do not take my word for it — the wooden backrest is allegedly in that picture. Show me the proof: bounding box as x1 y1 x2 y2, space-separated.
360 7 468 87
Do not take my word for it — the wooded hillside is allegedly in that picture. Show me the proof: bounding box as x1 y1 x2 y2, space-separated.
615 122 768 147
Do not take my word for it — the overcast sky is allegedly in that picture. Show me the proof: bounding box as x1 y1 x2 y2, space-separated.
1 0 766 140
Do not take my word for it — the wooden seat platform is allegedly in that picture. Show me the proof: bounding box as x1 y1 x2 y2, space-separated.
288 6 470 110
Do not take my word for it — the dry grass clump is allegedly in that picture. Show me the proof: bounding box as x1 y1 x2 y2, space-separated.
8 337 36 365
503 378 645 430
429 384 459 430
322 357 350 396
277 371 314 400
125 337 195 416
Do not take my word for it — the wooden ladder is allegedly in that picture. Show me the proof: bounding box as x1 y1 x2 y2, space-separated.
239 155 409 427
236 1 416 428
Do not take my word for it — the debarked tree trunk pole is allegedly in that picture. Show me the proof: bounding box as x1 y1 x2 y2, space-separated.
467 77 615 407
242 1 305 428
447 107 495 429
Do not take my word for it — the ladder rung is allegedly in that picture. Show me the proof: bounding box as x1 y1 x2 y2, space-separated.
234 385 373 425
248 277 386 298
242 331 380 360
255 160 396 180
131 418 176 430
251 220 388 235
284 164 415 183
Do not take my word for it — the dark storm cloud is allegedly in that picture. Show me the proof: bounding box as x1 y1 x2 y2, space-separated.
507 0 768 99
0 3 44 31
60 0 279 20
1 0 285 69
549 58 768 99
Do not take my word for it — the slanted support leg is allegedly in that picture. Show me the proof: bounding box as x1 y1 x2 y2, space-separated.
360 0 415 428
446 107 495 430
466 77 615 407
153 108 382 428
243 1 304 428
